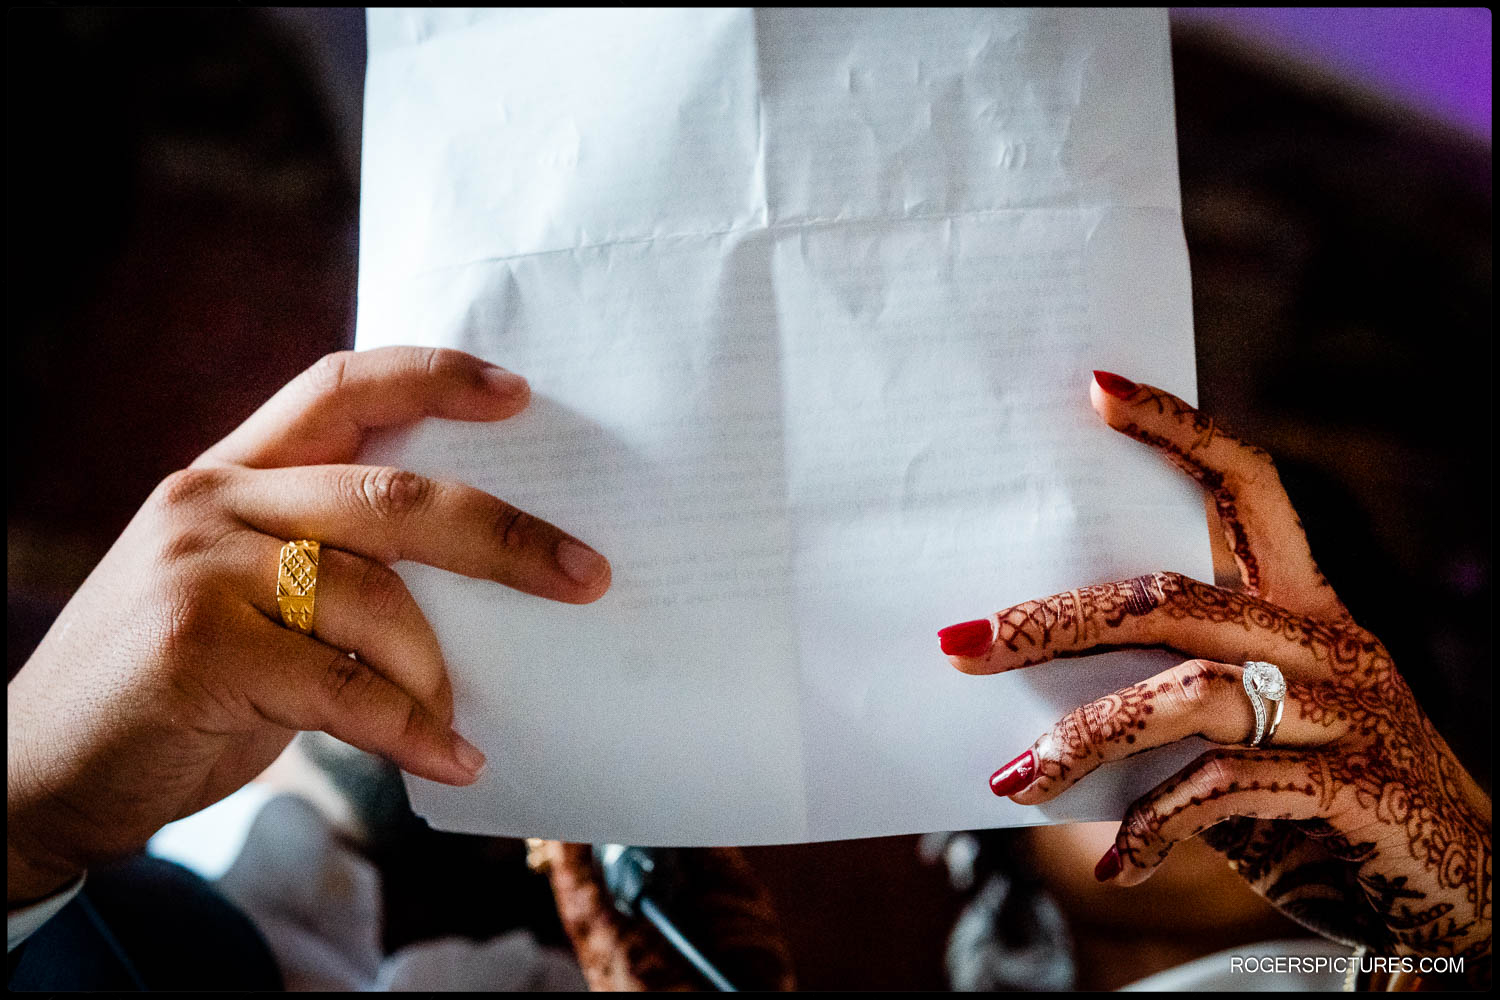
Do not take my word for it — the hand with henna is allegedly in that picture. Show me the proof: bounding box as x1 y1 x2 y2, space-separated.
939 371 1492 963
534 841 795 991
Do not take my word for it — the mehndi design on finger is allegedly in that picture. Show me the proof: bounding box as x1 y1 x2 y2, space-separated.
1025 661 1241 800
1108 383 1352 623
989 571 1384 676
1113 697 1492 958
970 378 1491 963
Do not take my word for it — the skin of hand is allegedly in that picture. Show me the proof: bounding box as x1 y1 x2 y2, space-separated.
535 841 796 991
941 371 1492 961
6 347 612 907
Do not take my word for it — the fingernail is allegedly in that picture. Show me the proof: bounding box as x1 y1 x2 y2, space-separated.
1092 370 1138 400
990 750 1036 797
556 539 609 586
481 366 529 399
1094 845 1123 882
938 618 994 658
451 732 487 775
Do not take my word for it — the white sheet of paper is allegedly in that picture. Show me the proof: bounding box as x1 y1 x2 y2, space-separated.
355 7 1214 845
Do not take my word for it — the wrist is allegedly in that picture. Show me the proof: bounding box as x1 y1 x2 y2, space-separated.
7 837 83 909
7 769 85 908
7 707 87 907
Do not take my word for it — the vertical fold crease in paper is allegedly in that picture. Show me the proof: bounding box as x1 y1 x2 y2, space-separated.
356 7 1212 845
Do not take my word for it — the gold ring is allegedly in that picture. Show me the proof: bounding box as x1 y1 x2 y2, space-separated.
276 540 321 634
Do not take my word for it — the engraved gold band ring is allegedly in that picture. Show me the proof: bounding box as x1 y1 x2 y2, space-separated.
276 540 321 634
1242 661 1286 747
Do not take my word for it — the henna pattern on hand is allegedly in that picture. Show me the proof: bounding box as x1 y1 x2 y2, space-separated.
998 578 1490 958
1013 575 1494 958
540 841 796 991
1128 426 1264 594
994 571 1377 675
1211 820 1397 949
1111 385 1352 622
1026 662 1241 799
1181 670 1481 955
983 382 1490 968
1122 388 1269 594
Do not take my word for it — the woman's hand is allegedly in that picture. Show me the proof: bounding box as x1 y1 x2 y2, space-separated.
940 371 1491 959
535 841 796 991
6 347 611 906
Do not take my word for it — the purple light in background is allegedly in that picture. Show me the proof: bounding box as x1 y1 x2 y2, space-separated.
1172 7 1492 143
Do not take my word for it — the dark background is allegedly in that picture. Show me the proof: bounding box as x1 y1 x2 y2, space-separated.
7 8 1491 990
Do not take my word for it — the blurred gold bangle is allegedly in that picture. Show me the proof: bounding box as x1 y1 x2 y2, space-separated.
276 540 321 634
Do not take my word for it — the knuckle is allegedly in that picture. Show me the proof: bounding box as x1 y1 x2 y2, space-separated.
1246 444 1278 477
1061 700 1112 759
491 502 534 551
419 346 467 381
156 581 217 649
1229 440 1279 490
1122 800 1161 845
1187 749 1238 796
154 467 228 510
1329 623 1396 680
1170 659 1229 711
153 583 243 676
354 558 411 622
1149 570 1184 595
159 522 234 565
1357 629 1393 666
321 651 375 705
150 470 236 563
303 351 355 399
399 698 428 746
356 466 430 520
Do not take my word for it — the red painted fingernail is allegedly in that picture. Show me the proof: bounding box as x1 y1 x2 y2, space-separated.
990 750 1036 797
938 618 994 658
1092 370 1138 400
1094 845 1123 881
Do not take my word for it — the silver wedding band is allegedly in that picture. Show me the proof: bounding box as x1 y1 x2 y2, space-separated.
1242 661 1286 747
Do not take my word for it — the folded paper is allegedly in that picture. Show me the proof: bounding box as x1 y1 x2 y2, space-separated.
356 7 1213 845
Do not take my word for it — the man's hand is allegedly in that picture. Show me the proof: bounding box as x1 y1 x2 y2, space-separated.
7 347 611 905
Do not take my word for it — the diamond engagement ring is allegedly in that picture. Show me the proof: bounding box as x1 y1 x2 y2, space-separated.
1242 661 1286 747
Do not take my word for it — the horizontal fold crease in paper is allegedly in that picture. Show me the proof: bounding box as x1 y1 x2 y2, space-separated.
357 7 1212 846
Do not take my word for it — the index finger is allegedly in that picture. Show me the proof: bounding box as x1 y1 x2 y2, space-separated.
939 571 1380 680
215 464 612 605
196 347 531 470
1089 371 1350 623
